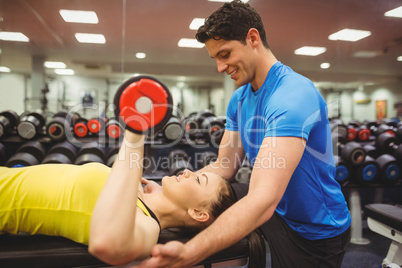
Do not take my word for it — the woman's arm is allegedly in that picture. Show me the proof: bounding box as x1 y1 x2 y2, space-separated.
89 130 159 265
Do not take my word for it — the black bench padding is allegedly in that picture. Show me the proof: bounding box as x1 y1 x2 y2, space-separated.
0 229 249 267
364 203 402 233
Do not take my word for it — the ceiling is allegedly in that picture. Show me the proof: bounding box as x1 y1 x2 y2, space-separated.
0 0 402 89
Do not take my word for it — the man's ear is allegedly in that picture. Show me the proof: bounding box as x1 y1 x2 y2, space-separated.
247 28 260 47
188 208 210 223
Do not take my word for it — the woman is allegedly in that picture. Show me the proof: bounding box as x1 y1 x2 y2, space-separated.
0 130 265 267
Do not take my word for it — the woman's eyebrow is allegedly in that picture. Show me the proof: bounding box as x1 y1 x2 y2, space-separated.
201 173 208 185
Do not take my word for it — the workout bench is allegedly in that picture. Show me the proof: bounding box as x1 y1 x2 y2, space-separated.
364 203 402 267
0 229 249 268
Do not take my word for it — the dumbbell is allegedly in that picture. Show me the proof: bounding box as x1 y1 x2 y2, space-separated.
375 132 402 160
330 119 348 141
198 151 217 168
184 115 199 138
162 117 185 141
74 142 106 165
333 135 366 166
369 123 396 137
105 118 124 140
17 112 46 140
235 158 252 183
168 149 193 176
334 155 350 185
113 75 173 134
0 143 6 165
106 146 120 167
376 154 401 185
355 125 371 141
353 156 380 185
6 141 46 167
0 110 19 139
87 118 106 136
200 116 225 144
42 141 77 164
74 118 89 138
46 111 77 141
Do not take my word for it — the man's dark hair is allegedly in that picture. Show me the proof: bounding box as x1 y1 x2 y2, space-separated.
196 0 269 48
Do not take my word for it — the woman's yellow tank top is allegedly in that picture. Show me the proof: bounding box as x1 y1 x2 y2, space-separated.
0 163 151 245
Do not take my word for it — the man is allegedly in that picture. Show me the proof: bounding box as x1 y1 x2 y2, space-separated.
137 1 351 267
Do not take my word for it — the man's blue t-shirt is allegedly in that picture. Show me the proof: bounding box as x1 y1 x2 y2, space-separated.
226 61 351 240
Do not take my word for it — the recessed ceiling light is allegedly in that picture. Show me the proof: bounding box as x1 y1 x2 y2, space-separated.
59 9 99 24
178 38 204 48
75 33 106 44
328 28 371 42
55 69 75 75
385 6 402 18
0 66 11 72
353 51 382 58
208 0 249 2
0 31 29 42
190 18 205 30
294 46 327 56
44 61 67 68
398 56 402 61
320 63 330 69
136 52 146 59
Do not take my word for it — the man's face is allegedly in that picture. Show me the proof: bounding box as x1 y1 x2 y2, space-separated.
205 38 255 87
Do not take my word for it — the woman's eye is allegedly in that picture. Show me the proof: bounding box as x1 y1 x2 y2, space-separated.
196 177 200 184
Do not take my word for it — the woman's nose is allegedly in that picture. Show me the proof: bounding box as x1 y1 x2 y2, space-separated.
183 169 194 178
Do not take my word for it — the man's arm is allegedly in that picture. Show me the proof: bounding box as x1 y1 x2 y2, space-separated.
196 130 245 180
136 136 306 268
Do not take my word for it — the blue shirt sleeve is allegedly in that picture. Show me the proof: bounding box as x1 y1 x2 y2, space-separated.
264 76 321 141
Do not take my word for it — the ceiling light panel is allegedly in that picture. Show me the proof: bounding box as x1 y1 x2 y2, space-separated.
0 66 11 72
136 52 146 59
55 69 75 75
44 61 67 68
75 33 106 44
328 28 371 42
178 38 204 48
59 9 99 24
294 46 327 56
397 56 402 61
0 32 29 42
384 6 402 18
190 18 205 30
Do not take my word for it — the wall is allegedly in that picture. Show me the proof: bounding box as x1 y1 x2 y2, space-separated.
0 73 26 115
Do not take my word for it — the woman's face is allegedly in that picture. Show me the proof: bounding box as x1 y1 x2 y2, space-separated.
161 169 223 210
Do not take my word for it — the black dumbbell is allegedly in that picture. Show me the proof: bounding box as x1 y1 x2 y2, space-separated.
334 155 350 185
330 119 348 141
74 142 106 165
17 112 46 140
46 111 77 141
162 117 184 141
376 154 401 185
184 115 199 138
6 141 46 167
333 135 366 166
0 143 6 165
353 156 380 185
375 132 402 159
168 149 193 176
42 141 77 164
0 110 19 139
235 158 252 183
200 116 225 144
106 146 120 167
113 75 173 134
105 118 124 140
74 118 89 138
198 151 217 168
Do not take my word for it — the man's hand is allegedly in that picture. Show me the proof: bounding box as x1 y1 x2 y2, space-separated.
141 178 163 194
133 241 193 268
